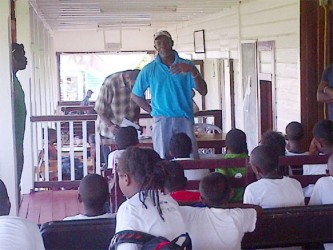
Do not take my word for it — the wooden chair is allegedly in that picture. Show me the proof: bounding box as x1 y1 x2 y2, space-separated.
40 218 116 250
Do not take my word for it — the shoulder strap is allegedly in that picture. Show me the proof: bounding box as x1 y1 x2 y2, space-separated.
109 230 155 250
170 233 192 250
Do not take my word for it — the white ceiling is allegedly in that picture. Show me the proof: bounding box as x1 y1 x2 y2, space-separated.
29 0 241 31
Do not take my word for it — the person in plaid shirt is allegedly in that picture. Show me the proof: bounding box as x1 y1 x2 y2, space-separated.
94 69 140 139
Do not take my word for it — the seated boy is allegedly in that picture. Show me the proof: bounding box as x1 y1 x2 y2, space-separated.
216 128 248 202
285 121 307 155
169 132 209 180
0 179 45 249
163 161 200 204
63 174 115 220
260 130 286 156
243 145 305 208
107 126 138 171
179 172 258 250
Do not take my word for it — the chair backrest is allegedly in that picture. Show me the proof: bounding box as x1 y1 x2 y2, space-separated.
194 123 223 134
40 218 116 250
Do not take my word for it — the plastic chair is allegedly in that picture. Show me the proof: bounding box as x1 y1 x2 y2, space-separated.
194 123 223 155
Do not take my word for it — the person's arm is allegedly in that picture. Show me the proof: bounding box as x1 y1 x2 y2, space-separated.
169 63 207 96
131 93 152 114
97 112 119 134
317 80 333 103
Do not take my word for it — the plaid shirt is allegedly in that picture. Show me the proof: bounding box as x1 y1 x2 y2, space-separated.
94 72 140 138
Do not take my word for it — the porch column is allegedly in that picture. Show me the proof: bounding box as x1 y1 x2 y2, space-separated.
0 0 19 215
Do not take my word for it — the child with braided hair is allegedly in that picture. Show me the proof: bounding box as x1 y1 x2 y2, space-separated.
114 147 187 250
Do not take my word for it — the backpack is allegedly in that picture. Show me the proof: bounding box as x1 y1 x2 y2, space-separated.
109 230 192 250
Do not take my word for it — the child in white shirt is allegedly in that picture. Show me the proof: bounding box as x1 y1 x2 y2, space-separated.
243 145 304 208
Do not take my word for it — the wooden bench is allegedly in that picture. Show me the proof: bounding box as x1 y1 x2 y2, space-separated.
242 204 333 249
40 217 116 250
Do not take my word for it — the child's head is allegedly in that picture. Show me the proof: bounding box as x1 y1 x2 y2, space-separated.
199 172 231 207
78 174 109 213
312 120 333 152
260 130 286 156
327 154 333 176
115 126 138 150
47 128 57 143
169 132 192 158
285 122 304 142
163 161 188 194
250 145 279 178
225 129 248 154
117 147 165 218
0 179 11 216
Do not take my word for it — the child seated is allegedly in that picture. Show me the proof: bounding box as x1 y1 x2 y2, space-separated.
243 145 305 208
63 174 115 220
169 132 209 180
113 147 187 250
216 128 248 202
285 121 307 155
107 126 138 171
163 161 200 204
0 179 45 249
309 153 333 205
179 172 258 250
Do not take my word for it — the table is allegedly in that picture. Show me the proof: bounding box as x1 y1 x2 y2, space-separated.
102 133 226 153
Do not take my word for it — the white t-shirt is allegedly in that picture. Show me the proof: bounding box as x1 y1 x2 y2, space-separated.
308 176 333 205
0 216 45 250
173 158 209 181
63 212 116 220
243 176 305 208
179 206 257 250
115 192 187 250
108 149 126 170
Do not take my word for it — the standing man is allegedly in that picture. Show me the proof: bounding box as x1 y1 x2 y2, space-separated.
80 89 94 106
317 64 333 121
131 30 207 159
12 43 28 185
94 69 141 139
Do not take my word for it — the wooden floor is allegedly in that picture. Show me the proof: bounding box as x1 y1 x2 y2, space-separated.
19 190 84 225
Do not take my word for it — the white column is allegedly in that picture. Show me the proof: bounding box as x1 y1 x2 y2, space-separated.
15 0 34 194
0 0 19 215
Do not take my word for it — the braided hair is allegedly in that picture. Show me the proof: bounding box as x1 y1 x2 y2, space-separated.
118 147 168 220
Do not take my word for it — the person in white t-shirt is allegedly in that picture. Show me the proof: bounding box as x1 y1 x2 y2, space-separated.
303 120 333 197
169 132 209 180
113 147 187 250
0 179 45 249
285 121 307 156
308 153 333 250
243 145 305 208
180 172 258 250
63 174 115 220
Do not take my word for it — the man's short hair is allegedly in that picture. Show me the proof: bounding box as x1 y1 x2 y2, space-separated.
261 130 286 156
286 121 304 141
199 173 231 207
115 126 138 150
169 133 192 158
225 129 248 154
313 120 333 146
79 174 109 209
250 145 279 174
164 161 187 193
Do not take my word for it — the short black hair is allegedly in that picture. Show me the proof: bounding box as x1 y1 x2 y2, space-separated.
250 145 279 174
261 130 286 156
0 179 10 216
79 174 109 209
115 126 138 150
169 133 192 158
225 129 248 154
163 161 187 193
286 122 304 141
199 172 231 207
313 120 333 146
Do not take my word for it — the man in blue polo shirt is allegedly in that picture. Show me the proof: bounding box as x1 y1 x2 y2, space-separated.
131 30 207 159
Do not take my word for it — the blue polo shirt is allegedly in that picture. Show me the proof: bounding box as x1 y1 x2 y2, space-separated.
132 51 196 121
